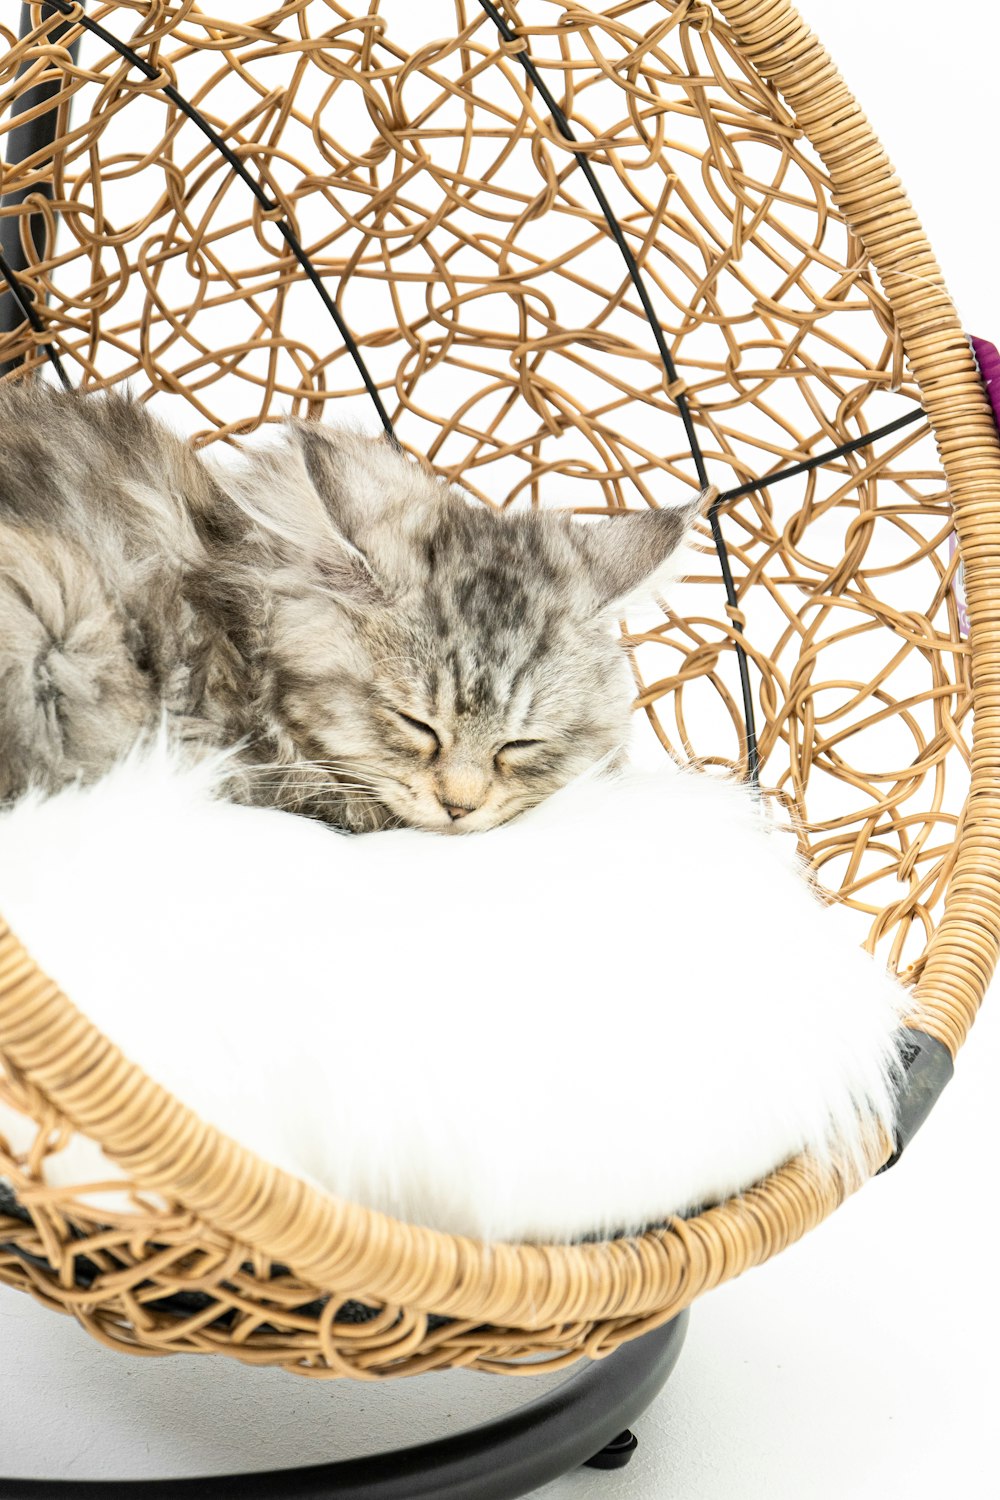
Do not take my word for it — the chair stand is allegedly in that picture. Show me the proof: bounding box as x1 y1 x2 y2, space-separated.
0 1312 687 1500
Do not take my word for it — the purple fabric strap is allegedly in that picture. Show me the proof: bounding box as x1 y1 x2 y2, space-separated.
970 334 1000 432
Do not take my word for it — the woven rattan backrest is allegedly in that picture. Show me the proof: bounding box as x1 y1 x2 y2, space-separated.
0 0 998 1376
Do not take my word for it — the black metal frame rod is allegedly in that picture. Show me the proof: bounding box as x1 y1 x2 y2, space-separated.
475 0 765 781
716 407 926 503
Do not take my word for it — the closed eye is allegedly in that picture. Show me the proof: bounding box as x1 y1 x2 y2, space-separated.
393 710 441 749
495 739 543 770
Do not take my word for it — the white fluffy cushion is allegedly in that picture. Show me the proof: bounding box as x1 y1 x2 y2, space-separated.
0 738 907 1243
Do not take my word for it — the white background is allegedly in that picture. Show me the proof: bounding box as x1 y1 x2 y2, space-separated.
2 2 999 1496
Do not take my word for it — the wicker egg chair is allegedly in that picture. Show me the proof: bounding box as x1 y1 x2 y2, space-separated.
0 1 996 1495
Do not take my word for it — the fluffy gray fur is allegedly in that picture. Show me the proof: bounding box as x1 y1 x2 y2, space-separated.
0 384 700 832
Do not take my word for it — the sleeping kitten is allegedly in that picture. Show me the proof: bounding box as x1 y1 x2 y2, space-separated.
0 383 701 832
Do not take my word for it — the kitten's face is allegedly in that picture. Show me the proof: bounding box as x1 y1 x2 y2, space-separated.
309 583 635 835
245 426 699 832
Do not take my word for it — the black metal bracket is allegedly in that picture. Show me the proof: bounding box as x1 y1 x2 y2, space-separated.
878 1025 955 1173
0 1311 687 1499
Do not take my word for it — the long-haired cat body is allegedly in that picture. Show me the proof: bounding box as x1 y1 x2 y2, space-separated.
0 383 702 831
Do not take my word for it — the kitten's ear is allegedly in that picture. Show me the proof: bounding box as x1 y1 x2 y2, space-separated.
287 422 398 605
291 422 456 603
576 492 710 614
223 422 387 606
294 422 361 536
293 421 419 537
309 537 383 605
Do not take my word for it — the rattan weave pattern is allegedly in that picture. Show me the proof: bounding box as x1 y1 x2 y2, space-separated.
0 0 997 1378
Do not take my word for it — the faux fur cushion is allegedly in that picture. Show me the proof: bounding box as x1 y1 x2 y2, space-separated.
0 737 907 1243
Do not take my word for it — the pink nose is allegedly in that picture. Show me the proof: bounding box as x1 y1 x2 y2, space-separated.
444 803 475 821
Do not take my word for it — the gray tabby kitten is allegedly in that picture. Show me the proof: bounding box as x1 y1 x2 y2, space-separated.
0 383 700 832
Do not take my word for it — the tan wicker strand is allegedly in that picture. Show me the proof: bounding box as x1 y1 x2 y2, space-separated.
0 0 997 1376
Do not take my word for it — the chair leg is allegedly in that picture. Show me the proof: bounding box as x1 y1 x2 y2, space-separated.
584 1428 641 1470
0 1311 688 1500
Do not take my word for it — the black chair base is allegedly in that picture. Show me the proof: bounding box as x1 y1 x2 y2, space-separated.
0 1311 687 1500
